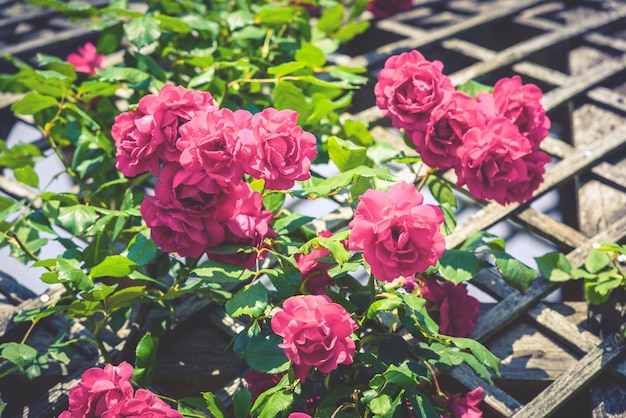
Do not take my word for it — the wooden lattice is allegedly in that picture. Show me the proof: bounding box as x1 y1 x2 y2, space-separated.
1 0 626 417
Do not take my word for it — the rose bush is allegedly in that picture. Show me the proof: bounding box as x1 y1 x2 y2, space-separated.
0 0 554 416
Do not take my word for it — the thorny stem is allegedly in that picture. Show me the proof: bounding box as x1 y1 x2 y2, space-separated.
416 166 437 191
5 232 42 265
424 360 444 397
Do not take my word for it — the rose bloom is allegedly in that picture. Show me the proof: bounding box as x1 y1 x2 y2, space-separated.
177 108 253 184
296 230 334 295
289 414 313 418
455 118 551 205
66 42 105 75
138 84 215 163
112 85 215 176
477 76 550 149
439 387 484 418
245 108 317 190
348 181 445 282
141 195 225 258
102 389 182 418
412 91 486 170
112 110 161 177
421 278 480 338
153 162 229 216
58 362 134 417
374 50 454 132
367 0 413 18
271 295 357 382
207 182 276 268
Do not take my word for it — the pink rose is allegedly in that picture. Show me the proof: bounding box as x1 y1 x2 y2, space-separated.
153 163 227 215
208 183 276 268
456 118 551 205
245 108 317 190
289 414 313 418
374 50 454 132
439 387 484 418
271 295 357 382
113 85 215 176
348 182 445 282
490 76 550 149
421 279 480 338
141 195 225 257
66 42 105 75
138 84 215 163
61 362 134 417
367 0 413 18
412 91 486 170
296 230 334 295
177 108 253 184
102 389 182 418
112 110 161 177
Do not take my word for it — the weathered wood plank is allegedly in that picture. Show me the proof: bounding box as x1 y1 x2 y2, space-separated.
512 333 626 418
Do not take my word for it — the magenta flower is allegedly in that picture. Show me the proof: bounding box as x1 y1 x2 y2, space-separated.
439 387 485 418
374 50 454 133
455 118 551 205
295 230 335 295
66 42 105 75
245 108 317 190
367 0 413 18
348 181 445 282
421 279 480 338
271 295 357 382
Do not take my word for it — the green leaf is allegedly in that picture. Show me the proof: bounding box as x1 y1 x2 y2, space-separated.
272 212 314 235
440 202 457 236
124 16 161 49
202 392 227 418
193 260 253 283
225 282 268 318
437 250 480 284
427 176 456 207
133 332 158 387
263 192 286 213
256 390 294 418
1 342 38 371
369 394 392 415
405 388 439 418
90 255 137 278
343 119 373 146
81 283 117 301
245 334 290 374
273 81 310 121
328 136 367 172
97 67 151 86
585 250 611 274
56 259 93 291
365 297 402 319
293 166 396 199
154 14 190 33
333 20 370 43
584 279 612 305
452 337 501 380
594 269 624 296
456 79 493 98
13 165 39 188
105 286 146 310
317 3 344 35
268 62 307 77
126 230 157 265
536 252 572 282
11 92 57 115
400 293 440 336
57 205 99 235
234 388 253 418
265 269 301 300
491 251 537 291
295 43 325 68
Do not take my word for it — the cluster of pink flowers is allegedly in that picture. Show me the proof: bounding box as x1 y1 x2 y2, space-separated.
375 50 551 205
438 387 485 418
271 295 357 382
66 42 105 76
58 362 181 418
348 181 445 282
422 278 480 338
112 84 317 264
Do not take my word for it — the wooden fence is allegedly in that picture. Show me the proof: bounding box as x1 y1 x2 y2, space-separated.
1 0 626 416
